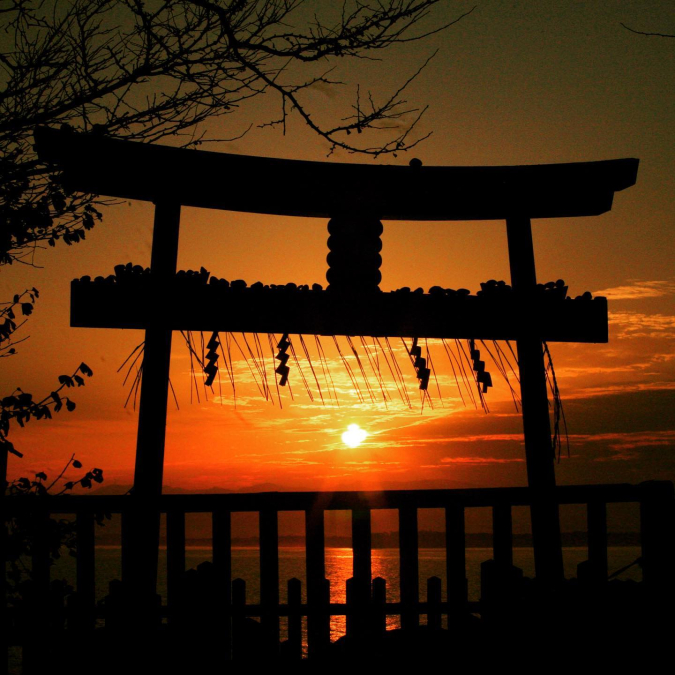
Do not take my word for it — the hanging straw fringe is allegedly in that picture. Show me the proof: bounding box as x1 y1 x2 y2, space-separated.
543 341 569 461
118 332 550 420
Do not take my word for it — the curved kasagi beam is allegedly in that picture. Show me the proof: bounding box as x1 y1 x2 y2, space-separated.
35 126 638 221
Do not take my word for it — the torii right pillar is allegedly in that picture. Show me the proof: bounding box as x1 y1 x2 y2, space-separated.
506 216 565 584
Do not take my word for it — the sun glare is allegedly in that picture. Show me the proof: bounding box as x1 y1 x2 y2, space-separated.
342 423 367 448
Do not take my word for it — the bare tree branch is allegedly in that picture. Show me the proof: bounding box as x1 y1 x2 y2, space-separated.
0 0 471 265
620 22 675 38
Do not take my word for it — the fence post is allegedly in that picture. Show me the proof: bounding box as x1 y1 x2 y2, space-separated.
23 507 50 674
260 509 280 654
427 576 442 631
287 578 302 661
493 504 513 570
103 579 125 632
445 504 468 618
640 481 675 598
352 508 372 589
346 577 368 639
320 578 331 648
481 503 522 619
119 506 161 628
121 509 131 585
231 578 246 662
586 501 608 584
399 506 419 630
371 577 387 639
75 510 96 631
213 510 232 659
306 506 329 656
166 510 185 625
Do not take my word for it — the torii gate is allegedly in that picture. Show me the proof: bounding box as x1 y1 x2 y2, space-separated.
35 126 638 597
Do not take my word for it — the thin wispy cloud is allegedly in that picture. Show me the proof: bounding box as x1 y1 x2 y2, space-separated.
386 433 524 448
420 456 525 468
579 430 675 451
440 456 525 464
556 363 652 378
565 431 675 462
345 460 401 466
563 381 675 400
595 280 675 300
609 312 675 339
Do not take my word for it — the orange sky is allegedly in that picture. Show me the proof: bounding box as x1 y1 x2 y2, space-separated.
3 2 675 495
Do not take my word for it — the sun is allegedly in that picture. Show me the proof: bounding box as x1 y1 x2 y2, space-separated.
342 423 367 448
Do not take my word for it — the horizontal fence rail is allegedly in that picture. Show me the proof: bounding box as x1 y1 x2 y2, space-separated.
9 482 671 514
5 481 675 665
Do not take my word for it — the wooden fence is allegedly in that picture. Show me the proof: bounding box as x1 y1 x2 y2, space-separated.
5 481 675 662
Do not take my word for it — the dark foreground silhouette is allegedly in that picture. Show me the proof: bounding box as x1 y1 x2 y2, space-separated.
11 568 674 675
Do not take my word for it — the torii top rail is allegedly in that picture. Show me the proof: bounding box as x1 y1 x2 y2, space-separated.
35 127 637 220
34 126 639 591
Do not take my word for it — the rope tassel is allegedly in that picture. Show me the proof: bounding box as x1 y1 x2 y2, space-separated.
275 333 291 386
469 339 493 394
204 332 220 387
409 337 430 390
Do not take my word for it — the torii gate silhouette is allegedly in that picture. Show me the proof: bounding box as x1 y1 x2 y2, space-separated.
35 126 638 601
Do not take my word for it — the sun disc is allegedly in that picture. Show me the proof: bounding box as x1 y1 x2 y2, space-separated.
342 423 367 448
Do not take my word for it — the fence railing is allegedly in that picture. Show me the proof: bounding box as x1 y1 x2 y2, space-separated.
5 481 675 661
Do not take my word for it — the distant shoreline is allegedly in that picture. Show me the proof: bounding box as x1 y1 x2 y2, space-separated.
95 531 642 548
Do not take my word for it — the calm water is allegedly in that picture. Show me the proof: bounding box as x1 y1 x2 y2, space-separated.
49 545 643 643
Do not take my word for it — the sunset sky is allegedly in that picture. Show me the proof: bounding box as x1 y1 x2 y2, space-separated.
3 1 675 499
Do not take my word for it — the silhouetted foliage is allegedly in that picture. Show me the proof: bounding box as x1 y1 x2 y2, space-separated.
0 287 38 358
0 0 472 265
0 361 93 467
5 455 106 610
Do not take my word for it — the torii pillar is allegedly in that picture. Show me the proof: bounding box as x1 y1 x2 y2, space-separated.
507 216 564 584
125 200 181 602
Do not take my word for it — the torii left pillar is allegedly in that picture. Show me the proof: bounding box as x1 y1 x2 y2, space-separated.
506 216 564 585
124 200 181 616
